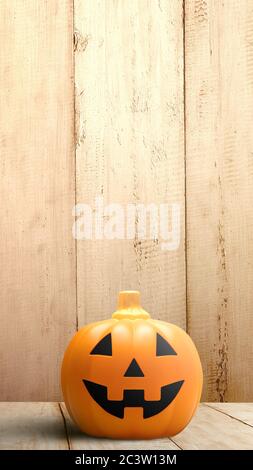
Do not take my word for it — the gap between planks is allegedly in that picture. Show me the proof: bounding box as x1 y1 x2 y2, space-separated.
58 403 71 449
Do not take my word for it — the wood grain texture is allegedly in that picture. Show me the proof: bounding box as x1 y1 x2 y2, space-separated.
0 403 68 450
74 0 185 328
1 402 253 450
0 0 76 400
1 0 252 403
172 404 253 450
208 403 253 426
185 0 253 401
60 402 180 450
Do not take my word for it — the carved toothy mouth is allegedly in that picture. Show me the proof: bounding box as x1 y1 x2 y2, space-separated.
83 379 184 419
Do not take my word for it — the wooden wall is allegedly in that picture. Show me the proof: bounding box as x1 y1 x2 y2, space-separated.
0 0 252 401
185 0 253 401
0 0 76 400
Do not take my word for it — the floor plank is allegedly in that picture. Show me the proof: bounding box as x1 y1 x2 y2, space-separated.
1 402 253 450
172 404 253 450
0 403 69 450
207 403 253 427
60 403 180 450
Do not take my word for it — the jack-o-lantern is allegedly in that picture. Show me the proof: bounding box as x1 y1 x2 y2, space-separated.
61 291 203 439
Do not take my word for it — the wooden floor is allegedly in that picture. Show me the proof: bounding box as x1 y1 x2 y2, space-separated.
0 403 252 450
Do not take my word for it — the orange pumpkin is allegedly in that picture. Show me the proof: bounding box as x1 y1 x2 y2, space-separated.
61 291 203 439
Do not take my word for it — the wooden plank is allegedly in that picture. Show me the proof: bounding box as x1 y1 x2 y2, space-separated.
0 403 68 450
74 0 185 327
1 402 253 450
0 1 76 400
60 403 180 450
208 403 253 427
172 404 253 450
185 0 253 400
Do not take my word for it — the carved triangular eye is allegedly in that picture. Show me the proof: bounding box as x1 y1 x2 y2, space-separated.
90 333 112 356
156 333 177 356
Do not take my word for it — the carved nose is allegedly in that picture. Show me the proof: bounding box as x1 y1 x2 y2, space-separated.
124 358 144 377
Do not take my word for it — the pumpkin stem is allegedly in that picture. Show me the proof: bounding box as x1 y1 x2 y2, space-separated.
112 291 150 320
